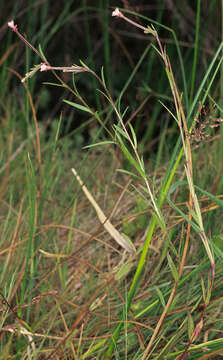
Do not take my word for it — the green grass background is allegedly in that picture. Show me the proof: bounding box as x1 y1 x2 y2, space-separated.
1 1 223 359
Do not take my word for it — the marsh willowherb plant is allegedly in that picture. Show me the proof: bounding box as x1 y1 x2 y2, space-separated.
7 18 163 254
8 12 216 359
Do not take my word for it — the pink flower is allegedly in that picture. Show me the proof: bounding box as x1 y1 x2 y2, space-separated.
8 20 18 32
40 63 50 72
112 8 123 18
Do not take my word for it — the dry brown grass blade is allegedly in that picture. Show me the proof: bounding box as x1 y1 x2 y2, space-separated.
71 167 135 254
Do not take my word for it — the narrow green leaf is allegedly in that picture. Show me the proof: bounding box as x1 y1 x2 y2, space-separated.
187 312 194 339
63 100 92 114
158 100 178 122
128 122 137 148
121 106 129 119
116 168 140 179
167 252 179 282
71 72 79 94
155 286 166 309
43 82 65 88
79 59 89 70
151 43 162 58
55 114 62 143
38 44 47 62
81 339 107 359
194 185 223 208
115 261 133 281
96 88 111 102
140 156 145 172
101 66 105 86
82 141 115 149
200 275 206 302
116 132 145 178
114 123 129 140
